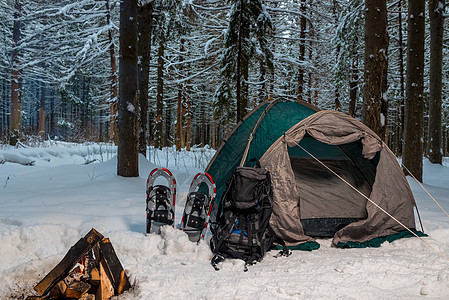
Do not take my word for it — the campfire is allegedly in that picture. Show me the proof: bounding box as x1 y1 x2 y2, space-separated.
27 228 131 300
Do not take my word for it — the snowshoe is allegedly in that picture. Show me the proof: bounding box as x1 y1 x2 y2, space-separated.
180 172 216 242
146 168 177 234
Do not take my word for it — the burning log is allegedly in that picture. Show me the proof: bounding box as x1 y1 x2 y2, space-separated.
29 228 131 300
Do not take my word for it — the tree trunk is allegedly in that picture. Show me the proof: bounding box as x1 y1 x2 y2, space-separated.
362 0 389 141
313 77 319 106
38 77 46 139
82 76 90 138
212 115 216 149
258 61 266 103
181 102 186 148
236 0 249 122
1 78 6 137
398 0 405 156
164 98 171 147
155 43 164 149
49 87 55 137
137 2 153 157
332 0 341 111
176 38 185 151
242 34 249 113
186 91 191 151
236 2 243 122
10 0 21 146
348 37 358 117
403 0 425 181
117 0 139 177
297 0 306 103
107 0 118 145
427 0 444 164
176 84 183 150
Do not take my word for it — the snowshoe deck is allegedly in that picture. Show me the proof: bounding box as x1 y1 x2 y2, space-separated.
146 168 177 234
181 172 216 242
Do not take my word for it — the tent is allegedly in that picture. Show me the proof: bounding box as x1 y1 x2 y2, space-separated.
205 99 419 249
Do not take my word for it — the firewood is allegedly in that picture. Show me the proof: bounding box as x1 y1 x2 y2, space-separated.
79 294 96 300
48 280 67 298
65 281 91 298
117 270 129 295
57 280 68 296
34 228 104 296
90 267 100 285
98 238 131 295
96 258 114 300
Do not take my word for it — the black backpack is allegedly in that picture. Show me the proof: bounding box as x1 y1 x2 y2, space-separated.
210 159 274 270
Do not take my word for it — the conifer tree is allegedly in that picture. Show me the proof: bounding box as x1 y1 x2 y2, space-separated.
220 0 273 122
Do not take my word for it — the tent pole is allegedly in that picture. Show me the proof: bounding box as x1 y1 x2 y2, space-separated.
239 99 280 167
415 206 425 234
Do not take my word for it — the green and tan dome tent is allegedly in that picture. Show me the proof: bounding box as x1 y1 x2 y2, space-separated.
206 99 421 249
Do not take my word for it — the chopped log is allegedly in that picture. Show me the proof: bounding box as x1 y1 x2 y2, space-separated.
80 294 96 300
99 238 131 295
57 280 68 296
66 281 91 298
117 269 129 294
96 258 114 300
34 229 104 296
90 267 100 286
48 280 67 298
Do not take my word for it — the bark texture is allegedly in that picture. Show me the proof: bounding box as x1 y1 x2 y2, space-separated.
10 0 21 146
117 0 139 177
107 0 118 144
427 0 445 164
362 0 389 141
403 0 425 181
137 2 153 157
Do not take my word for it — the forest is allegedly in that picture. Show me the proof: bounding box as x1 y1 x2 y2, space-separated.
0 0 448 180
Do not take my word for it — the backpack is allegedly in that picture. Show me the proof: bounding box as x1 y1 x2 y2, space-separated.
210 159 274 271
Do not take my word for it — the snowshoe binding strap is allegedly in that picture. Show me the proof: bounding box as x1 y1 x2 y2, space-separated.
181 172 216 241
146 168 177 234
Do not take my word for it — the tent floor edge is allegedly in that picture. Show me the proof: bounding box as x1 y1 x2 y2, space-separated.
336 230 427 249
273 240 320 252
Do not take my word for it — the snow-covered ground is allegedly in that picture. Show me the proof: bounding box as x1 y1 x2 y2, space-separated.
1 143 449 299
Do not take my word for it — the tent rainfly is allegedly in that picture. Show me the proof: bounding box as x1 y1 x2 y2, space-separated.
206 100 421 249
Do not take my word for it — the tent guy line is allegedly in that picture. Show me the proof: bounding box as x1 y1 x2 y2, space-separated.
294 140 449 263
397 153 449 219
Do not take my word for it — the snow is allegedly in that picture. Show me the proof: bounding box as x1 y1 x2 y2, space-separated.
1 144 449 299
127 102 135 113
380 113 385 127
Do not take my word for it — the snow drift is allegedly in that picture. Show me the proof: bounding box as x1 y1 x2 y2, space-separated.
0 144 448 299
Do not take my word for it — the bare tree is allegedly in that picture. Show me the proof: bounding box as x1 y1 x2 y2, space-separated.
403 0 425 181
107 0 118 145
10 0 21 146
117 0 139 177
362 0 389 141
427 0 445 164
297 0 307 102
137 1 153 157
